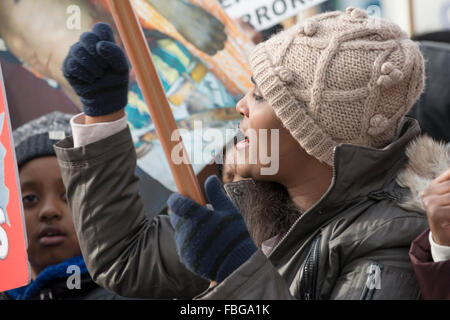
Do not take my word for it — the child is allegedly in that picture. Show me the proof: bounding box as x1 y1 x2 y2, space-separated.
1 112 126 300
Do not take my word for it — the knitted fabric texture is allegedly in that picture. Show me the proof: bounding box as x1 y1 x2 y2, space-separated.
168 175 257 283
62 22 129 116
249 7 425 166
6 255 88 300
13 112 73 168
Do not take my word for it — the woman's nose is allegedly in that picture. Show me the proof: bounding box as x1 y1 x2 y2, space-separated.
236 95 249 117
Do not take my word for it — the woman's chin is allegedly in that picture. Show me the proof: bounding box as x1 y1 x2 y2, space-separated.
235 164 254 180
235 164 268 181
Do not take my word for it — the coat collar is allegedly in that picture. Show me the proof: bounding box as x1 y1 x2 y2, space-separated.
323 116 421 207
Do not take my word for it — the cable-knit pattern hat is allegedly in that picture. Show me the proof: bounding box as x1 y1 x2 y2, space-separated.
249 8 425 166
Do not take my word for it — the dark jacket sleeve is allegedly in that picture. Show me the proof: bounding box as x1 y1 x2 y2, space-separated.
54 127 209 299
409 229 450 300
196 250 295 300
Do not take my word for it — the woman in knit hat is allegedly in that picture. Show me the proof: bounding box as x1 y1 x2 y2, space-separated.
55 9 447 299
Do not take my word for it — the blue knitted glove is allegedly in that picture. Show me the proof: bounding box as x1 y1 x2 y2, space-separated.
167 175 257 283
62 22 129 116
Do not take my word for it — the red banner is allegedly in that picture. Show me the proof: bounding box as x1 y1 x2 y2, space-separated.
0 63 30 292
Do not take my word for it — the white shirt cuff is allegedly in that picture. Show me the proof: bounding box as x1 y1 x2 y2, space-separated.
429 231 450 262
70 113 128 148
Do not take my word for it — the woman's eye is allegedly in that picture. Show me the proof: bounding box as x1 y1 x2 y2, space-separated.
252 93 264 102
61 192 68 202
23 194 39 205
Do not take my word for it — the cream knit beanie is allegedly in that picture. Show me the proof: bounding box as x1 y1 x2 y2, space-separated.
249 7 425 166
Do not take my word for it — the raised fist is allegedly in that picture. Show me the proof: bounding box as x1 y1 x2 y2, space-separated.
62 22 129 116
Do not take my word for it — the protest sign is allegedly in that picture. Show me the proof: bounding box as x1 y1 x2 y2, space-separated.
219 0 327 31
0 0 254 192
0 64 30 292
108 0 205 205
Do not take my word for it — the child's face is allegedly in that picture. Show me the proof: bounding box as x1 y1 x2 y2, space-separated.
19 156 81 278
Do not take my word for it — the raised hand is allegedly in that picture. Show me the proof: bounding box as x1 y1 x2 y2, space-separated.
167 175 257 282
421 168 450 246
62 22 129 116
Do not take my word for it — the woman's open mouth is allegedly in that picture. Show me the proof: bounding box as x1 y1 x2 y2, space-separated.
235 126 250 150
236 136 250 150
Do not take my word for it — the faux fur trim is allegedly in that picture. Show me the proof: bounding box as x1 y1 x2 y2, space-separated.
396 135 450 213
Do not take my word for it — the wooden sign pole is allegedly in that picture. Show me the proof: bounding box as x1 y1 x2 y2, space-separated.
107 0 206 206
408 0 415 36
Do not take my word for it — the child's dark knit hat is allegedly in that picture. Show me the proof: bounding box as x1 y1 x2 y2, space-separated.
13 112 73 168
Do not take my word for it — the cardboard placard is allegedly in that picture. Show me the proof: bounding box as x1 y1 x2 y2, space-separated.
0 63 30 292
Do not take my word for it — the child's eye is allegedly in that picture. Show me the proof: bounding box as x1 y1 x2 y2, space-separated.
61 192 68 202
23 194 39 205
253 93 265 102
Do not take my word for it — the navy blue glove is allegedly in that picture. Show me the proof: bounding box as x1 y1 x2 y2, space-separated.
168 175 257 283
62 22 129 116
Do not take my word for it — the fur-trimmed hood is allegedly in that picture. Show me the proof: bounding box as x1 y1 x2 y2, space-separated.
397 135 450 213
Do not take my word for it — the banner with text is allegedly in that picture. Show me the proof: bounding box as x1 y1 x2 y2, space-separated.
220 0 327 31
